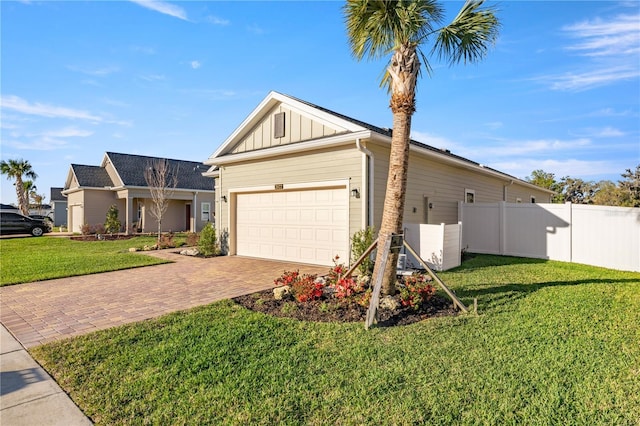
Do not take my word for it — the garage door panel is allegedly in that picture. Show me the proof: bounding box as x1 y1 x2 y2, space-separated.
236 187 348 266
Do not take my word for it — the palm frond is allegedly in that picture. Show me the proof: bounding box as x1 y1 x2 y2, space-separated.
344 0 443 61
432 0 500 65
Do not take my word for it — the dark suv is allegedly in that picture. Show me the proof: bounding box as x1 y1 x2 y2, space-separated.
0 211 51 236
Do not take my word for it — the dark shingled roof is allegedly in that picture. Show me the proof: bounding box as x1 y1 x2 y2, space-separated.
286 93 520 181
50 187 65 201
71 165 114 188
106 152 212 190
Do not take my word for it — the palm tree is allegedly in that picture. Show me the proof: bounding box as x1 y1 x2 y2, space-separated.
0 159 38 215
344 0 500 295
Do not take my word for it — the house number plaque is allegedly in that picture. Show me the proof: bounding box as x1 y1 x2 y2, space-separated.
274 184 284 190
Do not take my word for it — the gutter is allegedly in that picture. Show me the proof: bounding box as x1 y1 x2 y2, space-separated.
355 138 374 228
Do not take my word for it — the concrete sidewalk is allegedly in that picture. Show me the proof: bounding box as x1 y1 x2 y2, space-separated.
1 324 92 425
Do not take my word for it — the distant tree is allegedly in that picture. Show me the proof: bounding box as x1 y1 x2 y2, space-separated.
590 180 624 206
143 159 179 243
618 165 640 207
526 169 563 203
344 0 500 295
0 159 37 215
556 176 596 204
526 169 556 190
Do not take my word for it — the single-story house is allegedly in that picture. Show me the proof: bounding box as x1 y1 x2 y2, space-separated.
203 91 554 267
50 187 67 226
63 152 215 234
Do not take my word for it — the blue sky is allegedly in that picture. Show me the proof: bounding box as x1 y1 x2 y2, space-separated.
1 0 639 205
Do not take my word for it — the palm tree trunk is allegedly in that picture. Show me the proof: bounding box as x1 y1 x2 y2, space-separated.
14 176 28 215
374 107 412 295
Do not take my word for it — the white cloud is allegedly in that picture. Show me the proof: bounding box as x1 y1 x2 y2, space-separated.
563 14 640 57
1 95 103 122
67 65 120 76
139 74 166 82
191 60 201 69
130 0 188 21
27 127 94 138
410 130 461 151
483 121 503 130
538 12 640 91
490 158 621 180
206 15 230 26
580 126 626 138
545 66 639 92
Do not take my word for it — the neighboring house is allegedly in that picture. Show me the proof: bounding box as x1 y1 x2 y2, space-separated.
49 187 67 227
63 152 215 234
204 91 554 266
0 203 18 210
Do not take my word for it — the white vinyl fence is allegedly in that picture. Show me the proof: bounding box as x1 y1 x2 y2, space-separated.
403 223 462 271
459 202 640 272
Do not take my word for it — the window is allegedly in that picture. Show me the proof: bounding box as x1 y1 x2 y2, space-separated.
464 189 475 203
274 112 285 138
530 196 536 203
201 202 211 222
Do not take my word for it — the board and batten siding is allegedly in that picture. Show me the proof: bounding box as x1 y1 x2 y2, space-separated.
217 146 363 243
230 105 345 154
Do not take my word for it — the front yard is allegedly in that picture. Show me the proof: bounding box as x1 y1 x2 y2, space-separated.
0 235 187 286
30 254 640 425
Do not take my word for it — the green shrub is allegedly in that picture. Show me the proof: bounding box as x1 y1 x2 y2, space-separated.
351 227 376 275
198 223 218 256
104 205 121 234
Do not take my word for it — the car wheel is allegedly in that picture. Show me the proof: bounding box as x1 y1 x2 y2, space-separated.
31 226 44 237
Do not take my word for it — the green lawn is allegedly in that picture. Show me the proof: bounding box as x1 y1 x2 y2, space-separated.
31 255 640 425
0 235 186 286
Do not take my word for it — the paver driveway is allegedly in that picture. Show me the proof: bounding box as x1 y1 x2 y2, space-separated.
0 251 327 348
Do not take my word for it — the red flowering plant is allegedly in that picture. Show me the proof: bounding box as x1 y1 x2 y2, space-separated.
398 273 436 310
291 274 323 302
274 270 300 287
273 270 323 302
324 255 367 300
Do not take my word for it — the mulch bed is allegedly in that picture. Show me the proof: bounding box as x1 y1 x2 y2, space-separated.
233 289 458 327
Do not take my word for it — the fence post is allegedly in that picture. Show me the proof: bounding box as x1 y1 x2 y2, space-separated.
499 201 506 255
567 202 573 263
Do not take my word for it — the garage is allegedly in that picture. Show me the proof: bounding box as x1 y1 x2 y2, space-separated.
235 187 349 266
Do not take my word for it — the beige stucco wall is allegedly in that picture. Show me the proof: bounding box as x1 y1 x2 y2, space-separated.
66 189 120 233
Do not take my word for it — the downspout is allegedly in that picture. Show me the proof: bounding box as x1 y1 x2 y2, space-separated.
355 138 374 228
193 191 198 232
503 179 514 201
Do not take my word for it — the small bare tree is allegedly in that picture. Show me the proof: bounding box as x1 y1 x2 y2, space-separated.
144 159 179 243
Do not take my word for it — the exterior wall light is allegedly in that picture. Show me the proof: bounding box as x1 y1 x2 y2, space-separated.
351 188 360 198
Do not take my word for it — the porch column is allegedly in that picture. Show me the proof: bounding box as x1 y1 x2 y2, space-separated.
192 192 198 232
125 196 133 235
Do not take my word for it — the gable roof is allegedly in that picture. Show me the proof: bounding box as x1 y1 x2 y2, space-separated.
70 165 114 188
104 152 212 191
50 187 65 201
205 91 553 194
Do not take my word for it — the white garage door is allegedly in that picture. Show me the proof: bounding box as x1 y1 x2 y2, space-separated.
236 188 349 266
71 205 83 233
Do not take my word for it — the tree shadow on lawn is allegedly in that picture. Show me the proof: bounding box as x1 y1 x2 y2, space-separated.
455 278 640 310
450 254 640 309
